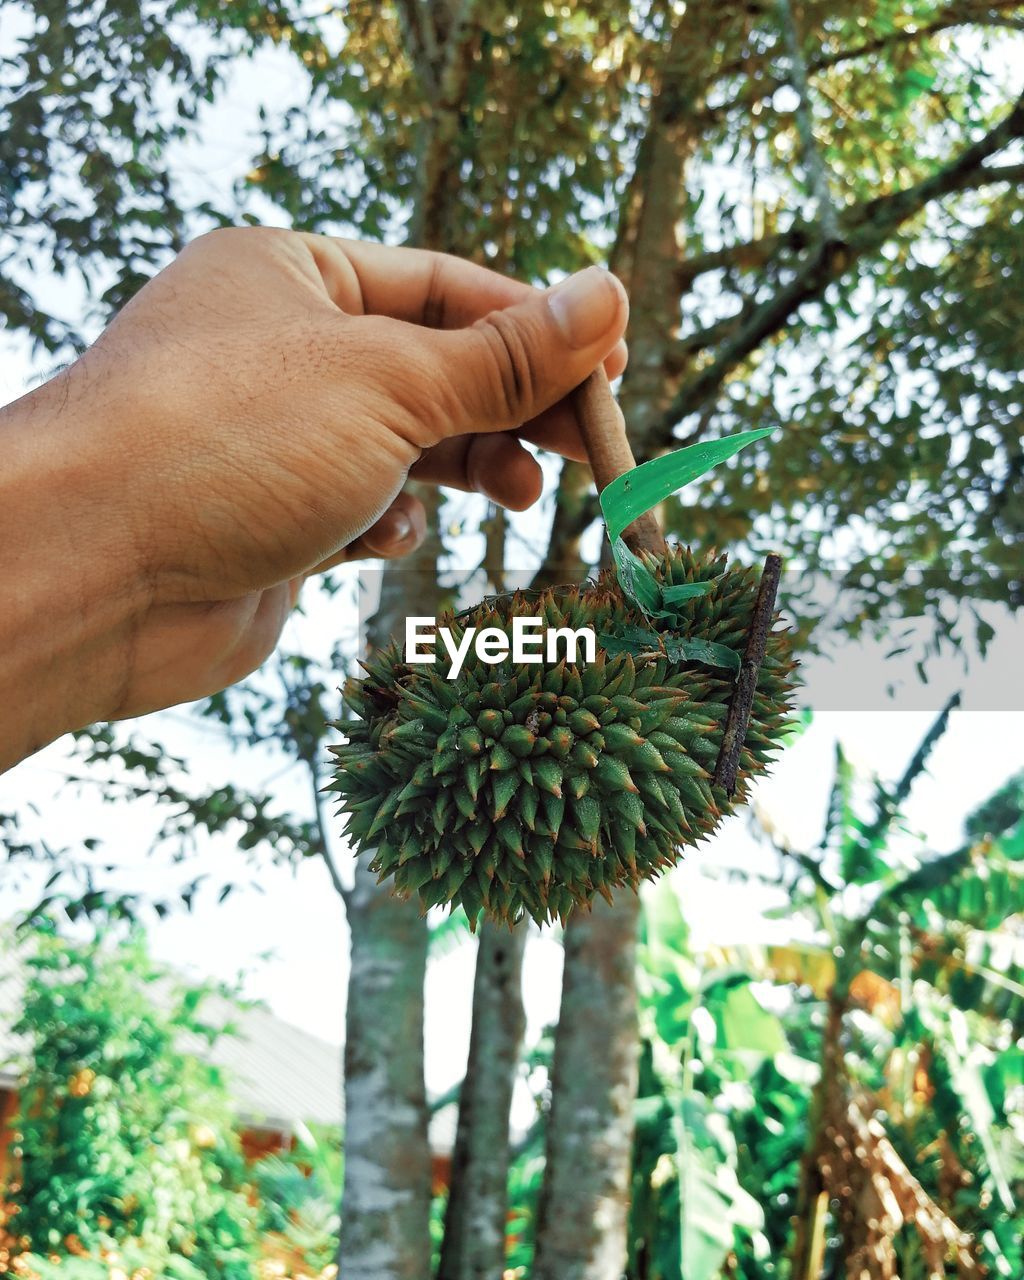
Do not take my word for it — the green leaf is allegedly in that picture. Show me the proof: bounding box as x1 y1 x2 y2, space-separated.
599 628 740 673
662 581 716 605
671 1092 764 1280
599 628 654 657
601 428 772 616
713 982 788 1056
600 428 774 548
612 540 662 613
1000 818 1024 861
641 878 690 951
939 1011 1015 1212
662 637 740 673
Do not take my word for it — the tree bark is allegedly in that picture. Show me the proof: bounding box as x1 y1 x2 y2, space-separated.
531 13 705 1275
613 16 703 461
340 857 433 1280
338 501 444 1279
437 919 528 1280
789 990 845 1279
533 896 641 1280
338 3 482 1269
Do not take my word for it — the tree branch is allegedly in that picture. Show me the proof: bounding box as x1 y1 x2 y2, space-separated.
677 160 1024 293
309 755 350 904
408 0 481 249
775 0 841 242
661 95 1024 439
713 553 784 795
664 313 749 370
530 461 600 590
394 0 440 101
672 245 841 433
707 1 1024 123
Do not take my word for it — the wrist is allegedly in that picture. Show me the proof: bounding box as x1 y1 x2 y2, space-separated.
0 367 151 770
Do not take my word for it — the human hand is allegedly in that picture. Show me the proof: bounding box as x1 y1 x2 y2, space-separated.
1 227 628 764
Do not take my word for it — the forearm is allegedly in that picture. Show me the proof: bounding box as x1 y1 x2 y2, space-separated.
1 369 146 772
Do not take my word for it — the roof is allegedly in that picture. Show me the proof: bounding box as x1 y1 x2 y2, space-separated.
0 932 341 1135
0 938 27 1090
179 990 342 1132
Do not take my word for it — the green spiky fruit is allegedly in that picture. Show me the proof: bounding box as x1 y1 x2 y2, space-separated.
328 546 798 927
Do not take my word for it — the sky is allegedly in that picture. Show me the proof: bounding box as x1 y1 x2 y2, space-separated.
2 13 1023 1113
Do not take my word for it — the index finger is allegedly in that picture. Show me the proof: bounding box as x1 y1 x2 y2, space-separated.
299 234 537 327
298 233 627 459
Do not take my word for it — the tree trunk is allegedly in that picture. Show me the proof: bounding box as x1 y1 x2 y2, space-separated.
437 919 528 1280
337 509 444 1279
337 1 482 1265
533 896 641 1280
340 857 433 1280
530 12 704 1273
789 991 846 1279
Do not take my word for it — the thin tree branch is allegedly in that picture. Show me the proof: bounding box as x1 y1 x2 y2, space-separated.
394 0 440 100
670 242 847 432
309 755 350 904
713 553 784 795
677 161 1024 292
775 0 841 242
708 0 1024 123
662 96 1024 438
665 313 748 368
530 461 600 590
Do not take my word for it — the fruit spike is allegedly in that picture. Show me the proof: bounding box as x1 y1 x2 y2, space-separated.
328 545 798 928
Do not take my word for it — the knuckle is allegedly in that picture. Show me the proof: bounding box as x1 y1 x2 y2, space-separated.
473 309 536 422
186 224 290 257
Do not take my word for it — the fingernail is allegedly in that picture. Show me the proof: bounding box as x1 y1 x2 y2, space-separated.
546 266 624 349
387 511 413 545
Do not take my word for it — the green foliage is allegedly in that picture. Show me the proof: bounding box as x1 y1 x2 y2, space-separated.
7 927 259 1276
628 888 780 1279
4 0 1021 651
619 716 1023 1279
3 4 1024 1276
252 1125 342 1270
0 0 227 350
24 1245 205 1280
2 0 1021 919
966 769 1024 843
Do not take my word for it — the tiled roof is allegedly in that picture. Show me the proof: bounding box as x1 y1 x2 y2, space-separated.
0 939 27 1088
179 990 342 1132
0 931 341 1135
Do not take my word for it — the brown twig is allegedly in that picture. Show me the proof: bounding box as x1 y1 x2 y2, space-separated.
570 368 664 558
571 368 783 799
713 553 783 795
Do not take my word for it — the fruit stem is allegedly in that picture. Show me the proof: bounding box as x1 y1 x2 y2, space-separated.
570 367 665 558
712 551 784 795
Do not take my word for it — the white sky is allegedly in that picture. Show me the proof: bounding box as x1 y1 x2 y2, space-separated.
2 20 1023 1109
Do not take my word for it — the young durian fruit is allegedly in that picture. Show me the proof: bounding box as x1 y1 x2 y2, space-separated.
328 545 797 928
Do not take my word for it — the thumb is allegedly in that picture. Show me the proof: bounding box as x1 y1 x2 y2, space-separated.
423 266 629 436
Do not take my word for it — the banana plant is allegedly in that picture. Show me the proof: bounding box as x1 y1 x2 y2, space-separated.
627 700 1023 1279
